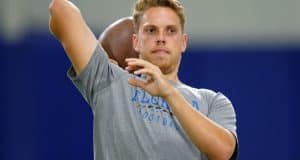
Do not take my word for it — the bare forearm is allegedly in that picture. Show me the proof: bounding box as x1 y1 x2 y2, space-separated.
164 87 236 160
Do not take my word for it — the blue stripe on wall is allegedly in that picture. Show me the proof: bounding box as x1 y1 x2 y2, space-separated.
0 32 299 160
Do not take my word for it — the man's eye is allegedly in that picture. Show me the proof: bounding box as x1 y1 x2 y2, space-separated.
167 28 176 34
147 28 155 33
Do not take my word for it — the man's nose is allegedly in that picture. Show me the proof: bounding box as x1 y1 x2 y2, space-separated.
156 31 166 45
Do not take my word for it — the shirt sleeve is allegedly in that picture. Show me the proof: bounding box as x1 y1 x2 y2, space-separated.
67 44 126 108
200 89 238 159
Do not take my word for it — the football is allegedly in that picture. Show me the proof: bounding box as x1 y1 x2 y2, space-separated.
99 17 139 68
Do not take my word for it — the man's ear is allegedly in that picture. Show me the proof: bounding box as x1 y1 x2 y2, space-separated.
132 33 139 52
181 33 188 53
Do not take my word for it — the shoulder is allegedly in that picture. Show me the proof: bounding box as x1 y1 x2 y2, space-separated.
180 84 217 99
198 88 217 97
180 84 231 106
176 83 213 101
198 88 232 106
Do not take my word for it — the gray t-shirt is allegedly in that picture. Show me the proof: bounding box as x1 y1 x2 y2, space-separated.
68 45 238 160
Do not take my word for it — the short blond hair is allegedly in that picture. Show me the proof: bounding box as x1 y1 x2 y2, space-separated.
132 0 185 32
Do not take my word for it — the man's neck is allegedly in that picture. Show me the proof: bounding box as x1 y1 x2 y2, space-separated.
163 70 180 83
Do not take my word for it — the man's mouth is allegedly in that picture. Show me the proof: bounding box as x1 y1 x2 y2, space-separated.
151 49 170 55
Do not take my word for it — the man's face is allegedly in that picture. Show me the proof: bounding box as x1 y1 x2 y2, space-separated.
133 7 187 74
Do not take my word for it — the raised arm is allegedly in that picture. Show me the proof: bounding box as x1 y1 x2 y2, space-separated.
49 0 97 74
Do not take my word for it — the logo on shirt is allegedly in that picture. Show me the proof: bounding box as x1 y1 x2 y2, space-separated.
131 88 200 130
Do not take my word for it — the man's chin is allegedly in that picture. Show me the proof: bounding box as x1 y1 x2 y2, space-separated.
147 60 174 74
157 63 172 74
144 58 171 72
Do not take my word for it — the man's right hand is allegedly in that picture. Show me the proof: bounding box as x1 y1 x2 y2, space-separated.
49 0 97 75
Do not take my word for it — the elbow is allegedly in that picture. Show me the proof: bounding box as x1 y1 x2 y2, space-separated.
209 141 236 160
48 0 72 39
48 0 60 37
48 0 80 39
214 130 237 160
49 0 67 21
49 0 59 15
218 145 235 160
49 0 80 14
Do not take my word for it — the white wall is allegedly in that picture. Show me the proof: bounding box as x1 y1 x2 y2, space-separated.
1 0 299 43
